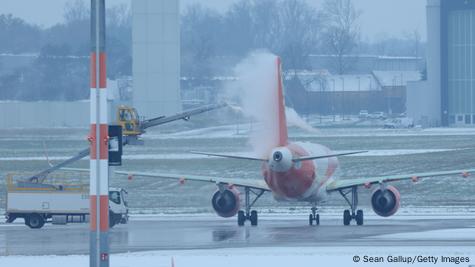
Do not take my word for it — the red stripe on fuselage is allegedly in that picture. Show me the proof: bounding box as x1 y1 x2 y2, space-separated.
263 143 315 199
321 147 338 186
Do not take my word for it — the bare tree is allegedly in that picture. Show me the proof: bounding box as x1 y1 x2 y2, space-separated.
406 30 421 58
273 0 321 72
107 4 131 30
181 4 222 78
223 0 255 57
250 0 279 50
63 0 89 24
322 0 361 74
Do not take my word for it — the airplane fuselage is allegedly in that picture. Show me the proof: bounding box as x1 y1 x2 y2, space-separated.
262 142 339 202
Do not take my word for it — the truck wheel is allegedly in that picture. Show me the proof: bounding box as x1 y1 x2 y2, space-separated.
27 214 45 229
109 212 119 228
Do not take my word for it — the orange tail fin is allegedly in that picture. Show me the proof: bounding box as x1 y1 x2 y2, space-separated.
276 57 288 146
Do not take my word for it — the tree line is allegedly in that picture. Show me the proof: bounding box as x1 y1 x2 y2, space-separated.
0 0 423 101
0 0 131 101
181 0 361 78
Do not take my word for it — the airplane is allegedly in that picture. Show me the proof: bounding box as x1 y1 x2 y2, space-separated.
117 56 474 226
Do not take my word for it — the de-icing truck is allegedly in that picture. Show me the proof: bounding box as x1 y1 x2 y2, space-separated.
5 174 128 229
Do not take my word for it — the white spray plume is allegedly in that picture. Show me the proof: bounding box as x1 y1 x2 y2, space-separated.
285 107 319 134
228 51 279 157
227 51 318 157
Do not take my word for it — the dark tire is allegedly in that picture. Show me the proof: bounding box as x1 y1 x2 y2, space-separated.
343 210 351 226
109 212 124 228
237 211 245 226
309 214 313 225
316 214 320 225
26 214 45 229
250 210 258 226
109 213 116 228
6 214 17 223
356 210 364 226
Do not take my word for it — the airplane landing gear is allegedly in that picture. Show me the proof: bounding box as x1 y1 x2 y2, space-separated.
309 203 320 225
339 186 364 226
237 187 264 226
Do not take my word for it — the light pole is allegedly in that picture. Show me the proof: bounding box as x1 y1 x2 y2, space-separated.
90 0 109 266
357 76 361 113
331 78 335 122
340 76 345 120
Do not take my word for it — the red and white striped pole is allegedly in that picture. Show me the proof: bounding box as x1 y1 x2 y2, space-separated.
90 0 109 266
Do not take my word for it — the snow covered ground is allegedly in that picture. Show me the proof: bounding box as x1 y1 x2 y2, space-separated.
2 126 475 216
147 125 475 140
0 149 459 161
368 228 475 241
1 246 474 267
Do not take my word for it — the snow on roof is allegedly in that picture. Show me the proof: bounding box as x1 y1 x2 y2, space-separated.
308 54 423 60
181 76 238 81
372 71 421 87
0 53 39 57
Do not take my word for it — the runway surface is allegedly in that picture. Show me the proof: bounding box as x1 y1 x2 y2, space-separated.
1 214 474 256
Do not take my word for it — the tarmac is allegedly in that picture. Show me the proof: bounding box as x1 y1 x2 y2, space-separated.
0 214 474 256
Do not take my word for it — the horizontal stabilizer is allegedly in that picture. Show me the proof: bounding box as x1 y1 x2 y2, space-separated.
292 151 368 162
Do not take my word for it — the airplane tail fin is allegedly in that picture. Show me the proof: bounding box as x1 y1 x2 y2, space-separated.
276 57 288 146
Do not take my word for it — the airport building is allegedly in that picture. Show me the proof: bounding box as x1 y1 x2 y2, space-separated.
408 0 475 126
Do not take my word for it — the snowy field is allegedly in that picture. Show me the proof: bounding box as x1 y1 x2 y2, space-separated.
1 246 474 267
1 126 475 213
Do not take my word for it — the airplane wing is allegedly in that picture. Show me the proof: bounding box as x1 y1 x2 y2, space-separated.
326 168 475 192
190 151 267 161
115 170 271 191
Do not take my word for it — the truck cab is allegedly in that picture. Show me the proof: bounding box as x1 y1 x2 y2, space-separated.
108 188 129 227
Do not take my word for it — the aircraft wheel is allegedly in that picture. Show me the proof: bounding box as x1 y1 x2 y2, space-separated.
356 210 364 226
309 214 313 225
316 214 320 225
250 210 258 226
343 210 351 226
237 211 245 226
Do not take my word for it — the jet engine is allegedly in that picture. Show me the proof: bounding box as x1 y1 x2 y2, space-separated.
371 185 400 217
211 187 240 218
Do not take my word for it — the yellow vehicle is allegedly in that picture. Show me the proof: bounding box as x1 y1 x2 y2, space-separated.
117 105 143 136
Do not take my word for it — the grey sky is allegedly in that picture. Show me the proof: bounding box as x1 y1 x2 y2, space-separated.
0 0 427 41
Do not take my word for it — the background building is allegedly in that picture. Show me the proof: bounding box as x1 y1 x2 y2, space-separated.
132 0 181 119
309 55 424 74
408 0 475 126
287 71 420 115
442 0 475 125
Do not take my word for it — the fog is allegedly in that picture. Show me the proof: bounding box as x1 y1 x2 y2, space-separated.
0 0 426 40
0 0 433 127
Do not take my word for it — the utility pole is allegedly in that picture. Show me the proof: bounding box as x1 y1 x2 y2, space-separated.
90 0 109 266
